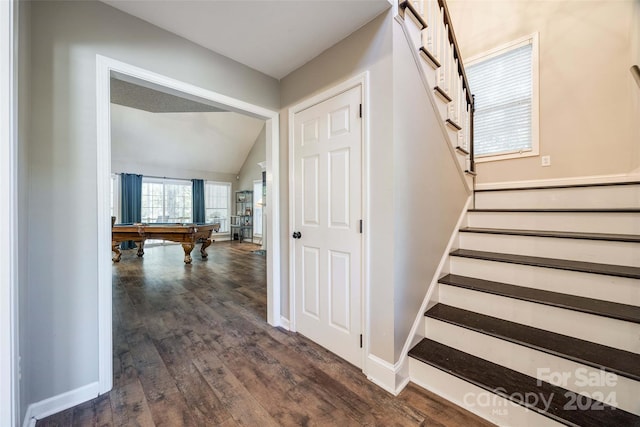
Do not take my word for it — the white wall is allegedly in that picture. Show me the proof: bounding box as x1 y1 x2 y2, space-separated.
26 0 279 408
391 21 468 360
281 9 396 363
448 0 637 184
237 124 266 192
110 104 264 176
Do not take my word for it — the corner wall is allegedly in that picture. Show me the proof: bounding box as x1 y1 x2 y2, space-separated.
448 0 637 184
26 0 279 409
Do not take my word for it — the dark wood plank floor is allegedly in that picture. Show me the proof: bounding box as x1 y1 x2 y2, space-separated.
37 242 494 427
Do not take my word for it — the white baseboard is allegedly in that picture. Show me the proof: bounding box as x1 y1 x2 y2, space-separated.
279 316 290 330
22 381 100 427
365 353 410 396
475 173 640 191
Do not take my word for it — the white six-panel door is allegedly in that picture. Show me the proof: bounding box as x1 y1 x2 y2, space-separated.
292 85 363 367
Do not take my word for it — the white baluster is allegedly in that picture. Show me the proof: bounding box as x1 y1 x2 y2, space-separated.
458 90 467 148
426 0 434 52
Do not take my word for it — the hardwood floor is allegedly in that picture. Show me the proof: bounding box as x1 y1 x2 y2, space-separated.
37 242 494 427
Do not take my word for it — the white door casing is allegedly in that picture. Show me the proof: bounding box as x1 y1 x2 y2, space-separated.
292 85 363 367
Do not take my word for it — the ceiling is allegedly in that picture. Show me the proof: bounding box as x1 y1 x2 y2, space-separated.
101 0 391 79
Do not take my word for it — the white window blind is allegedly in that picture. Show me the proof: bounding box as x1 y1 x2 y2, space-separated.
204 182 231 233
141 178 192 223
467 41 533 157
253 180 263 236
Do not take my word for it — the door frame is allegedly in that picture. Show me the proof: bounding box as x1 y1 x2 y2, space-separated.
1 0 18 425
288 72 370 368
96 55 281 394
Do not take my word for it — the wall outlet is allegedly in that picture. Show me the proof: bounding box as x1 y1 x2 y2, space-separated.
541 155 551 167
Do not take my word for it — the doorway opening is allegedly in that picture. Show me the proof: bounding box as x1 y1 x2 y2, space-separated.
96 55 281 394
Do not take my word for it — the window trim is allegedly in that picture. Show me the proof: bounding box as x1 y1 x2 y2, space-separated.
466 32 540 163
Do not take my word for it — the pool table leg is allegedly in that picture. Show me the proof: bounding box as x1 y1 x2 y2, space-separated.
182 243 195 264
112 242 121 262
136 240 145 257
200 238 212 259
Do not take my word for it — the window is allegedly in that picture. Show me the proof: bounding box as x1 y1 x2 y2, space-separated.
110 174 120 220
253 180 263 236
141 177 192 223
466 34 539 161
205 181 231 233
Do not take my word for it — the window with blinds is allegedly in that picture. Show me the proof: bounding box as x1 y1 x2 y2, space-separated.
466 34 538 160
204 181 231 233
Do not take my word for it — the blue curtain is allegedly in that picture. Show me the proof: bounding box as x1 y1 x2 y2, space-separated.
192 179 205 224
120 173 143 249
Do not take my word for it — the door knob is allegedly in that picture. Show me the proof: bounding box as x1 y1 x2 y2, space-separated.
292 231 302 239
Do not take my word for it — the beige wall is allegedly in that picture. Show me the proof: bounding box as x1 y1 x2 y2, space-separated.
281 9 396 362
448 0 637 184
26 0 279 407
633 0 640 172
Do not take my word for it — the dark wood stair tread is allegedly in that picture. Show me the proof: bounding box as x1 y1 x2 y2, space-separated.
419 46 441 68
474 181 640 192
460 227 640 243
409 339 640 426
399 0 427 29
469 208 640 213
450 249 640 279
438 273 640 323
426 304 640 381
434 86 452 102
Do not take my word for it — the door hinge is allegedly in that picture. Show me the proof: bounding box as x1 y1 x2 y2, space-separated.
359 219 363 234
360 334 363 348
359 104 362 118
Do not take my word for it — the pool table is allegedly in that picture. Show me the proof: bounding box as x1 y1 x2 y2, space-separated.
112 223 220 264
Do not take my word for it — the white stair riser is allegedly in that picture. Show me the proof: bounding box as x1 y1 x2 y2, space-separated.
409 359 564 427
475 185 640 209
467 211 640 235
458 233 640 267
439 285 640 353
426 318 640 415
450 257 640 306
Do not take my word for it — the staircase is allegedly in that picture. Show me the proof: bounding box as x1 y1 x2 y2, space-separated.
398 0 476 187
408 183 640 426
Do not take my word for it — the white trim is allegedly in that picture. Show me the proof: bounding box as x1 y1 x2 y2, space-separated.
475 173 640 191
365 354 410 396
22 382 100 427
288 72 371 371
279 316 291 331
394 196 472 390
1 0 19 425
96 56 281 398
467 32 540 163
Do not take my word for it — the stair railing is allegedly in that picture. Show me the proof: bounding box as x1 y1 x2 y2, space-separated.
400 0 475 173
